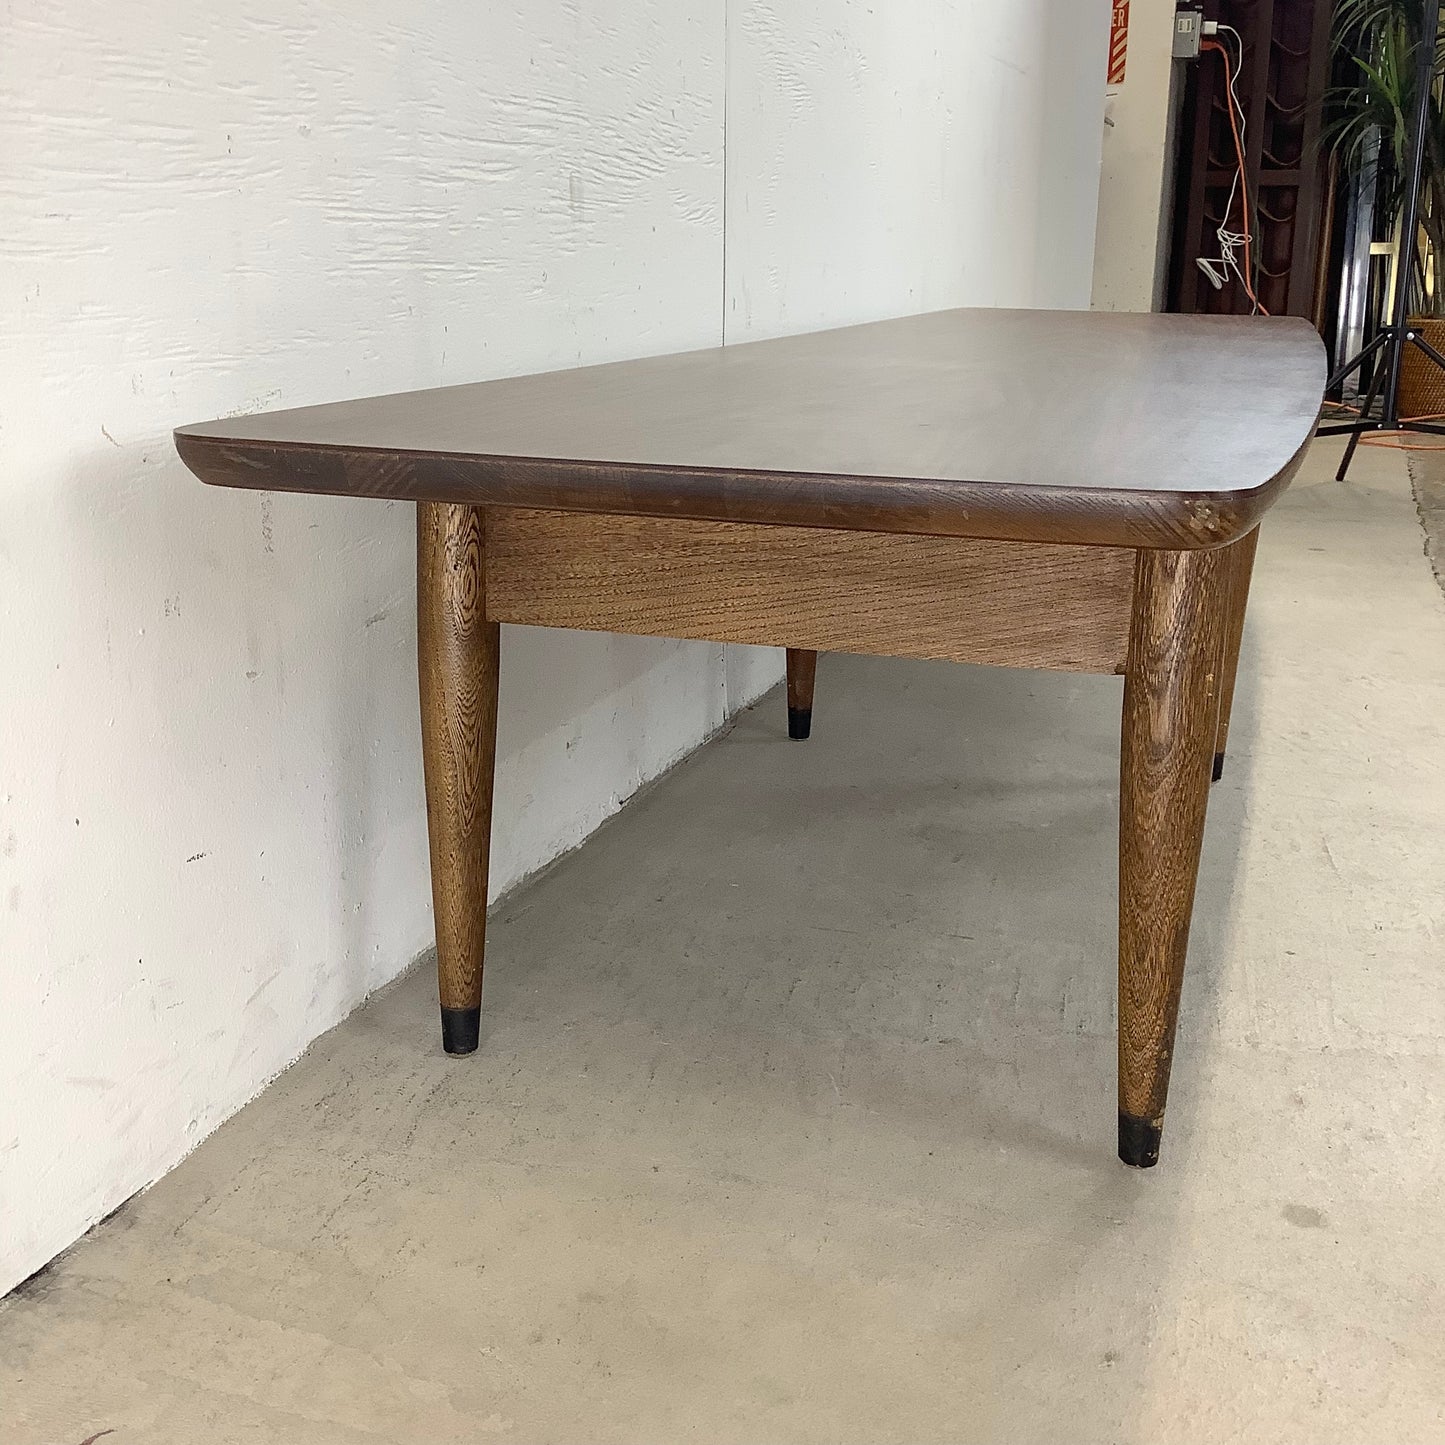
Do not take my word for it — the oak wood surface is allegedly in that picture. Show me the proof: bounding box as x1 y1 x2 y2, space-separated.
1214 526 1261 776
483 508 1136 673
785 648 817 740
1117 542 1232 1165
176 308 1325 549
417 502 498 1054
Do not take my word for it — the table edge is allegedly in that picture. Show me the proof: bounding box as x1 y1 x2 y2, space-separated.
174 421 1318 550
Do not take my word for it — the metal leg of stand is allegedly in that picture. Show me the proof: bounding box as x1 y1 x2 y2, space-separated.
1408 329 1445 377
1326 328 1392 395
1336 363 1385 482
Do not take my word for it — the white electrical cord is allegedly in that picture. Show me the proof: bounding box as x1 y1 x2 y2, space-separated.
1195 25 1261 314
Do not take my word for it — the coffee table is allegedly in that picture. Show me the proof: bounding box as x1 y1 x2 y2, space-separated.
176 307 1325 1166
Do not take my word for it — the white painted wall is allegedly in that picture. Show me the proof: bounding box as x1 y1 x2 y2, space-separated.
725 0 1110 335
0 0 741 1293
1091 0 1180 311
1 0 1108 1293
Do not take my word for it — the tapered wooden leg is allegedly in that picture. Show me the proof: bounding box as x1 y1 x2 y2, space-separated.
1118 546 1229 1166
418 501 499 1056
786 648 817 740
1212 527 1260 782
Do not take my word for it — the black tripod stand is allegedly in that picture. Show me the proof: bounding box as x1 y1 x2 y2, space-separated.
1320 0 1445 481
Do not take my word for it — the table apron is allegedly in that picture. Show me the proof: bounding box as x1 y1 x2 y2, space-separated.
482 507 1135 675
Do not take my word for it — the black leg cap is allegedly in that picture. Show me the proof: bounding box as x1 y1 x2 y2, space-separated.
787 706 812 741
1211 751 1226 783
441 1006 481 1055
1118 1112 1162 1168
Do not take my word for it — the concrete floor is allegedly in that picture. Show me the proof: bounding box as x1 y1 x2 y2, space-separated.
4 436 1445 1444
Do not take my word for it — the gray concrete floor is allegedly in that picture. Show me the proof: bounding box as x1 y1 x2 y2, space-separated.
5 436 1445 1444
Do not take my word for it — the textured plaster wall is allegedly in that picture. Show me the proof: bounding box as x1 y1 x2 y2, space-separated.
0 0 1107 1292
0 0 739 1292
725 0 1110 336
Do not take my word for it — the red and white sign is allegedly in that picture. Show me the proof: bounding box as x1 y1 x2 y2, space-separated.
1108 0 1130 86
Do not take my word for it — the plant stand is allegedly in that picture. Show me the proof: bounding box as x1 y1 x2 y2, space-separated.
1320 0 1445 481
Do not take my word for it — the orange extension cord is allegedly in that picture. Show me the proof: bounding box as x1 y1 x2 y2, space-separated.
1202 37 1269 317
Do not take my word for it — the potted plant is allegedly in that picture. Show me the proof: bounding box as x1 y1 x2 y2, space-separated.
1327 0 1445 416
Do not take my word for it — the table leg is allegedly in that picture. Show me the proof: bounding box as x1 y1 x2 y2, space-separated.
1118 545 1229 1167
417 501 499 1056
1212 526 1260 782
786 648 818 740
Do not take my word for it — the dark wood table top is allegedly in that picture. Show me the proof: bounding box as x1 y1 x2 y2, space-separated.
176 307 1326 548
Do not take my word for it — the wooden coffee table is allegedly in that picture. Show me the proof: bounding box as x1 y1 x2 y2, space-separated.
176 308 1324 1166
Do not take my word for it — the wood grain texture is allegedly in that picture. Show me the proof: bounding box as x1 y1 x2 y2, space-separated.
786 648 817 711
484 509 1136 673
175 308 1326 549
1214 526 1261 776
417 501 499 1052
785 648 817 740
1117 545 1231 1165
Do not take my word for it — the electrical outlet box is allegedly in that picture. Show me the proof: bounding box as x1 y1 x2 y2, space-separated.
1173 9 1203 59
